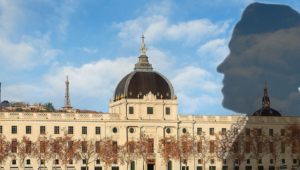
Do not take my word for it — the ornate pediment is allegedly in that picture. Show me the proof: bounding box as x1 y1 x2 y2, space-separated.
143 91 157 101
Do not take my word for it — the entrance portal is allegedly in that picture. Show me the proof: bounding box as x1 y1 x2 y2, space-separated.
147 164 154 170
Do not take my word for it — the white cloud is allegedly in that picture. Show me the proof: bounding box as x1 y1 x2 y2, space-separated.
0 0 80 69
170 66 221 114
143 0 174 16
78 47 98 54
178 93 221 114
197 38 229 66
2 47 174 111
172 66 220 92
114 16 229 45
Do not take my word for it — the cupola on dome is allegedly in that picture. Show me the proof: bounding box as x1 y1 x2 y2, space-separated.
113 35 174 101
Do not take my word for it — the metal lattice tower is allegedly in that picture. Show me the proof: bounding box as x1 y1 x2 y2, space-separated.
62 76 72 110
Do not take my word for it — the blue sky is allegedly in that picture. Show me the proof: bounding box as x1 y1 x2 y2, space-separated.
1 0 299 115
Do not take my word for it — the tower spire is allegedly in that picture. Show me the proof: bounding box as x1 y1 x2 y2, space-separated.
62 76 72 110
135 35 153 70
262 80 270 107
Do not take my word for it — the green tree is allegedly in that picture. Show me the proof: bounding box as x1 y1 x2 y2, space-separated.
44 102 55 112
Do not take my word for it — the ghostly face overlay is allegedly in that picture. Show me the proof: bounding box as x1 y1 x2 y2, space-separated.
217 27 300 116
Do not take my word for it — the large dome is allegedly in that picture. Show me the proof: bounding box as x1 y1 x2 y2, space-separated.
114 70 174 100
113 41 174 100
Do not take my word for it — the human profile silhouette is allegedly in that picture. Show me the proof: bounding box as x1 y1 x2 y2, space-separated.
217 2 300 116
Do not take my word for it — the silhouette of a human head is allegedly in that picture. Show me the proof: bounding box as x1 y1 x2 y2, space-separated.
217 2 300 116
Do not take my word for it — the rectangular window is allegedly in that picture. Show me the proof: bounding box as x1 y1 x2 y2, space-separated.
245 166 252 170
198 159 202 164
246 128 250 136
210 159 214 164
222 128 226 134
26 159 30 165
41 159 45 165
234 128 238 135
234 142 238 153
40 126 46 134
55 159 59 165
54 126 60 134
292 142 297 153
270 159 273 164
282 159 285 164
95 141 100 153
281 142 285 153
281 129 285 136
68 126 73 134
95 167 102 170
270 142 274 153
129 107 134 114
148 138 154 153
112 167 119 170
26 126 31 134
82 159 87 164
259 159 262 164
182 167 189 170
197 142 202 153
166 107 170 115
209 166 216 170
210 141 214 153
113 141 118 153
12 160 16 165
11 139 17 153
222 166 228 170
269 129 273 136
82 141 87 153
258 129 262 135
210 128 214 135
96 127 101 134
96 159 100 164
69 160 73 164
258 142 262 153
129 142 134 153
197 128 202 135
197 167 203 170
0 125 2 134
68 141 73 152
247 159 250 164
293 159 297 164
26 141 31 153
258 166 264 170
147 107 153 114
82 126 87 134
246 142 250 153
12 126 17 134
40 141 46 153
81 167 88 170
223 159 227 164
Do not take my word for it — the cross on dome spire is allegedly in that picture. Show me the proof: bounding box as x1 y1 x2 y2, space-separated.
264 79 267 89
139 34 147 55
135 35 152 70
141 34 146 42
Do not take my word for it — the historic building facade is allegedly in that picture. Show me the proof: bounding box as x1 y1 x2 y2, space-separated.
0 40 297 170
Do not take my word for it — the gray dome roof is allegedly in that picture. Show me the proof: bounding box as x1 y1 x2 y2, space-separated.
114 70 174 100
252 107 281 116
